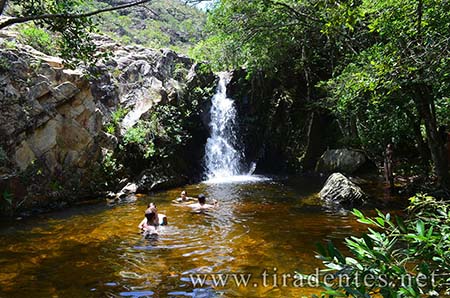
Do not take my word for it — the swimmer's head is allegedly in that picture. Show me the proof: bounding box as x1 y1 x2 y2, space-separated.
181 190 187 199
145 208 156 222
198 194 206 205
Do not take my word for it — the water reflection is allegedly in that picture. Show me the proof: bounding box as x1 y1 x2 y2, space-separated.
0 176 402 297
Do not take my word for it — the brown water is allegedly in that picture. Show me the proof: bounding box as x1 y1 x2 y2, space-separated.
0 176 400 298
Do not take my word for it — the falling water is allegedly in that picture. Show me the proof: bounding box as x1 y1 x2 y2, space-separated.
204 73 267 183
204 72 243 180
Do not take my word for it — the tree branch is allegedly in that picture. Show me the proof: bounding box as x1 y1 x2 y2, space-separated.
0 0 152 30
266 0 320 23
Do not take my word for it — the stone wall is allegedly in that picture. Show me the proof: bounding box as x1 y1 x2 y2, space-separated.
0 34 216 215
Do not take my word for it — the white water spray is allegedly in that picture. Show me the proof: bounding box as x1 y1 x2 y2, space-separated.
205 72 243 178
204 73 268 184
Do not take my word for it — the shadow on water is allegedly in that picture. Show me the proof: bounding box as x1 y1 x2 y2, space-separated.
0 175 405 297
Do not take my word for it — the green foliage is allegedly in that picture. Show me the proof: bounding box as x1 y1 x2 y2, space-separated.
101 150 122 181
123 119 157 158
1 40 17 50
49 180 62 191
0 56 12 72
174 62 188 80
1 190 14 206
5 0 113 67
89 0 206 54
104 107 128 135
200 0 450 180
4 0 205 64
18 24 56 55
306 194 450 297
122 104 188 159
0 189 25 216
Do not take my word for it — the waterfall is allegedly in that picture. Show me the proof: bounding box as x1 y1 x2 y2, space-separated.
204 72 243 180
203 72 269 184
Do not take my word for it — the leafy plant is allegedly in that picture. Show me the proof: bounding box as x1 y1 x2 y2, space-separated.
18 24 56 55
0 56 11 72
0 190 15 216
174 62 188 80
1 40 17 50
89 0 206 54
101 150 122 181
304 194 450 297
49 180 62 191
121 103 190 161
2 190 14 206
104 107 129 135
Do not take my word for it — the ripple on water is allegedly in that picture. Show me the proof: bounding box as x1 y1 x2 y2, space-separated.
0 176 402 298
203 175 271 184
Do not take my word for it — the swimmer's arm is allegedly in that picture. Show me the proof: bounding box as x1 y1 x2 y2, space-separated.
144 225 158 235
138 218 147 229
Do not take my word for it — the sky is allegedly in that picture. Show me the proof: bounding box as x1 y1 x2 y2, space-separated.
194 0 216 10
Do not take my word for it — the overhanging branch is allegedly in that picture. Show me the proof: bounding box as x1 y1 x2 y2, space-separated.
0 0 152 30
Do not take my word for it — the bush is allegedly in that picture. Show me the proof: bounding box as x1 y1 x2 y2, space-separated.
18 25 56 55
123 120 157 158
122 104 188 159
104 107 129 135
303 194 450 297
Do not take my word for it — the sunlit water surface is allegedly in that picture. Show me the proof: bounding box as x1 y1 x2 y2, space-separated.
0 176 401 297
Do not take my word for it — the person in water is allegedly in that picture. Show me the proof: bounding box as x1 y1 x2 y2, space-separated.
173 190 195 203
187 194 218 211
384 143 394 189
138 203 168 233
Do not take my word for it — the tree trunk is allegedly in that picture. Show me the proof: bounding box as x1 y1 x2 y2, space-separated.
405 109 430 166
0 0 7 15
414 85 449 189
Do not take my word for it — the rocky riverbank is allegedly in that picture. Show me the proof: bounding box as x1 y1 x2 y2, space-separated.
0 32 217 216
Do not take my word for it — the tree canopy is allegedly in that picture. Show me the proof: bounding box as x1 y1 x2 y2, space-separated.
195 0 450 188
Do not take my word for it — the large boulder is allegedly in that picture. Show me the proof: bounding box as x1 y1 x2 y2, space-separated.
315 149 368 174
319 173 367 207
136 169 188 193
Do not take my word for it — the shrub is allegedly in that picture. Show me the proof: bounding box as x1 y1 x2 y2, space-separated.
104 107 129 135
122 104 189 160
303 194 450 297
101 150 122 181
18 25 56 55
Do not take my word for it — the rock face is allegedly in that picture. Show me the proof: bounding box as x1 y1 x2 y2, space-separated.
0 47 105 213
319 173 366 207
0 33 216 215
315 149 368 174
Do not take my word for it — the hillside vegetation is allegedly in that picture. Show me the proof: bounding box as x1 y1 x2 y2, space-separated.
91 0 206 53
4 0 206 58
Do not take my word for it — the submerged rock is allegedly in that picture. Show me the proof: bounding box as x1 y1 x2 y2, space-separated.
315 149 369 174
319 173 367 207
115 182 138 201
136 169 188 193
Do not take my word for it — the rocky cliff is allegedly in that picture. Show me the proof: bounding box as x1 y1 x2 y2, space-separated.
0 32 216 216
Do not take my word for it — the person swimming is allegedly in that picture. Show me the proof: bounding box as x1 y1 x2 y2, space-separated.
173 190 196 204
187 194 218 211
138 203 168 234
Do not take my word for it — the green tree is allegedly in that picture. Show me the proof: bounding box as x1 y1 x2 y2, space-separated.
323 0 450 188
197 0 450 188
0 0 153 66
